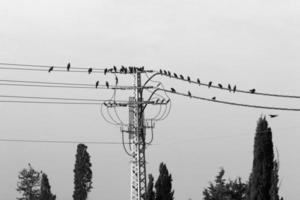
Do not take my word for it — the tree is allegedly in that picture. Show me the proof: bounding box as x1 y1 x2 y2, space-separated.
155 162 174 200
203 168 247 200
39 173 56 200
248 116 274 200
146 174 155 200
17 163 41 200
73 144 93 200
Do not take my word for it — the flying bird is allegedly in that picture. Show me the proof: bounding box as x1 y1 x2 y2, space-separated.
48 66 54 73
208 81 212 88
218 83 223 89
228 84 232 92
188 91 192 97
197 78 201 85
88 68 93 74
106 81 109 88
249 89 256 94
233 85 237 93
269 114 278 118
95 81 99 88
67 63 71 71
171 88 176 93
212 96 216 100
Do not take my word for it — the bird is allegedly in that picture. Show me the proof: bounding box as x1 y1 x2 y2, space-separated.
233 85 237 93
113 66 117 72
166 99 170 104
197 78 201 85
269 114 278 118
208 81 212 88
105 81 109 88
163 70 167 75
212 96 216 100
48 66 54 73
95 81 99 88
115 76 119 85
174 73 178 78
171 88 176 93
180 75 184 80
188 91 192 97
67 63 71 71
167 71 171 77
159 69 163 74
88 68 93 74
187 76 191 83
155 99 160 104
249 88 256 94
218 83 223 89
228 84 232 92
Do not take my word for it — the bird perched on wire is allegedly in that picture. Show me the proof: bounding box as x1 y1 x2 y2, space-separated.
106 81 109 88
269 114 278 118
233 85 237 93
115 76 119 85
212 96 216 100
208 81 212 88
218 83 223 89
228 84 232 92
159 69 163 74
104 68 108 75
67 62 71 71
113 66 117 73
187 76 191 83
249 88 256 94
180 75 184 80
197 78 201 85
163 70 168 75
48 66 54 73
155 99 160 104
188 91 192 97
167 71 171 77
95 81 99 88
171 88 176 93
174 73 178 78
88 68 93 74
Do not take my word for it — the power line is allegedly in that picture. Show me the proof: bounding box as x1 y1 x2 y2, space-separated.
0 100 102 105
158 88 300 111
156 71 300 99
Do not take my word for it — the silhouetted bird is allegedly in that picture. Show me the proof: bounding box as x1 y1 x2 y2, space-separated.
171 88 176 93
180 75 184 80
106 81 109 88
167 71 171 77
197 78 200 85
161 99 165 104
218 83 223 89
212 96 216 100
67 63 71 71
88 68 93 74
166 99 170 104
249 89 256 94
188 91 192 97
95 81 99 88
113 66 117 72
163 70 167 75
48 66 54 73
104 68 108 75
115 76 119 85
155 99 160 104
269 114 278 118
159 69 163 74
233 85 236 93
187 76 191 83
228 84 232 92
208 81 212 88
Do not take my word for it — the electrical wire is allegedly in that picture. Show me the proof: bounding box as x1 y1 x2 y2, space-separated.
159 88 300 111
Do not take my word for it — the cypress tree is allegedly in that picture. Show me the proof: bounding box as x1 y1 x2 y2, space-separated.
249 116 274 200
73 144 93 200
146 174 155 200
155 163 174 200
39 173 56 200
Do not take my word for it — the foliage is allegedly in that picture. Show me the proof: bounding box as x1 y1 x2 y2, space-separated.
146 174 155 200
155 163 174 200
39 173 56 200
73 144 93 200
17 163 41 200
203 168 247 200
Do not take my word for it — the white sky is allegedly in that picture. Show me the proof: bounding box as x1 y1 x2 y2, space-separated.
0 0 300 199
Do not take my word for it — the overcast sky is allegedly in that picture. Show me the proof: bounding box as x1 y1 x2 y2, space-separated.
0 0 300 199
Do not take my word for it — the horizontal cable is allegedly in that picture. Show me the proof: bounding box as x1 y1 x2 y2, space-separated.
158 88 300 111
0 100 101 105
